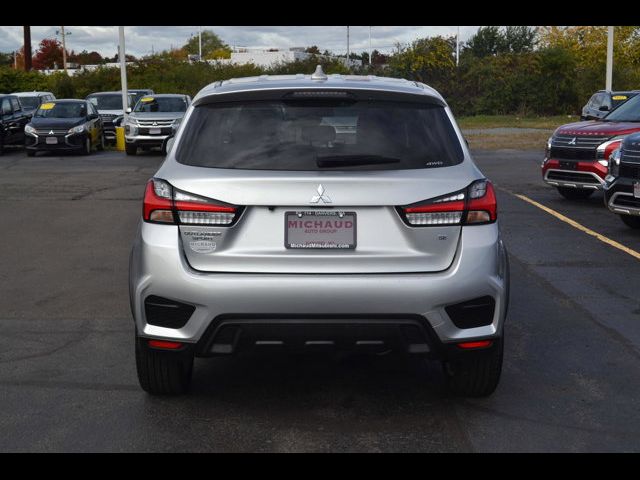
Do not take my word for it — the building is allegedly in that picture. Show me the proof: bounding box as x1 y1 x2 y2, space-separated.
210 48 362 68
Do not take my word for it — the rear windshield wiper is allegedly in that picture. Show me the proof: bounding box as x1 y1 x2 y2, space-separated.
316 154 401 168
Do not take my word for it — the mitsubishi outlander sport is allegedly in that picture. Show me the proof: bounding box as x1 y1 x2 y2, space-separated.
129 67 510 397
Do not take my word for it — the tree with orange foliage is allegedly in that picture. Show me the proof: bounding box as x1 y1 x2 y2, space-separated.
32 38 67 70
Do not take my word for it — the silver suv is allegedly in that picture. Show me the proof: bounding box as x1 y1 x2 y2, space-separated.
129 67 510 397
124 94 191 155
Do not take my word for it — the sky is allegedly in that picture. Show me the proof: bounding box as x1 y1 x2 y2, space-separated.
0 26 481 58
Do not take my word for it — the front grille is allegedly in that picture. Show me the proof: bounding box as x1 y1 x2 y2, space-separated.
100 114 117 120
620 146 640 163
137 119 174 127
35 129 67 136
552 134 609 148
547 170 600 184
549 147 596 161
445 296 495 329
549 134 609 161
144 295 195 329
619 163 640 179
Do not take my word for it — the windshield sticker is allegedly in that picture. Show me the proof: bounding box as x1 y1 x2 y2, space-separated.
140 97 155 103
612 95 628 100
40 102 55 110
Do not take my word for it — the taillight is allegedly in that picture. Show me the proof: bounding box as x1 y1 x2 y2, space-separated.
399 179 497 226
143 178 240 226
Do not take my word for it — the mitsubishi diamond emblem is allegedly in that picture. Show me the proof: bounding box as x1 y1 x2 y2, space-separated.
568 137 577 145
152 122 158 126
49 130 54 135
310 184 331 203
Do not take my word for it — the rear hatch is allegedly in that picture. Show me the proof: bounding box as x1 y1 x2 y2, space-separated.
159 91 480 274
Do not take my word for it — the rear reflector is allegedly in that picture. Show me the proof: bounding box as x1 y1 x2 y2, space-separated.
457 340 493 349
143 178 240 226
148 339 184 350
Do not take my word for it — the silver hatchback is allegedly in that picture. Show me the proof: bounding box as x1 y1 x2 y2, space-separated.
129 67 510 396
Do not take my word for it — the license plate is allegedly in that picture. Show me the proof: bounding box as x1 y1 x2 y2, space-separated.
634 182 640 199
45 137 58 144
149 128 161 135
559 160 577 170
285 211 356 249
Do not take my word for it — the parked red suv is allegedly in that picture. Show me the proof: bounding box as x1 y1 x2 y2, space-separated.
542 96 640 200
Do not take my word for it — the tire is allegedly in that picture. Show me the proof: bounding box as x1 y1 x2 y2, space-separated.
557 187 594 200
26 150 36 157
620 214 640 229
81 136 91 156
0 136 4 156
125 143 137 156
135 335 194 395
443 336 504 397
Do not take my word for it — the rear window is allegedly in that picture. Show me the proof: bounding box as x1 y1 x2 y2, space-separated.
176 99 464 171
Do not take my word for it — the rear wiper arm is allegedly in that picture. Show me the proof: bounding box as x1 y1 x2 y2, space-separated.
316 155 401 168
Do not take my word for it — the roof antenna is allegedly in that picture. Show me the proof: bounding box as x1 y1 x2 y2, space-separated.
311 65 327 81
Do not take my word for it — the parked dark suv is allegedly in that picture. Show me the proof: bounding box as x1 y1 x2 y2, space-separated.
0 94 30 155
581 90 639 121
604 132 640 228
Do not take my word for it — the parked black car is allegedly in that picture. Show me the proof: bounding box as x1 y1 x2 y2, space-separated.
0 94 30 155
581 90 639 121
604 131 640 228
24 99 104 156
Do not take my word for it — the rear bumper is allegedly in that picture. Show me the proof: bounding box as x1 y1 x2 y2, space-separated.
129 222 509 356
542 158 607 190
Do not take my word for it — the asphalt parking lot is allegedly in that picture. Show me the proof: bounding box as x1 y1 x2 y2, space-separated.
1 146 640 452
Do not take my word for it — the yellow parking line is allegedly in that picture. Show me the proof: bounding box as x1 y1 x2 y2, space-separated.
504 190 640 261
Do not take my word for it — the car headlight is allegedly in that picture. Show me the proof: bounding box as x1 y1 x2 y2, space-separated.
25 125 36 135
172 119 182 131
607 148 621 180
68 125 85 134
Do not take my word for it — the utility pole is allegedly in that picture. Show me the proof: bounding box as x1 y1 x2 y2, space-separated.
198 26 202 61
346 26 350 69
23 26 32 71
369 26 372 67
456 26 460 67
606 26 614 91
61 26 67 74
119 27 129 120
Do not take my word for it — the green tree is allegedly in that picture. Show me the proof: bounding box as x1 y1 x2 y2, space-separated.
182 30 230 59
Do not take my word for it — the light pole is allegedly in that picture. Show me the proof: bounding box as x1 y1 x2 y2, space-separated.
346 26 350 69
369 26 372 67
119 26 129 121
456 26 460 67
606 26 614 91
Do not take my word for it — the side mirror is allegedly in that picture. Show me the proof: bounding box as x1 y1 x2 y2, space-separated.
599 105 610 112
88 113 99 120
126 107 132 114
162 135 175 155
